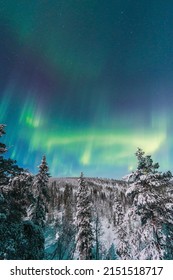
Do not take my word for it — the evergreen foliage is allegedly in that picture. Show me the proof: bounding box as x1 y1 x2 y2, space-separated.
20 220 44 259
0 124 45 259
135 147 160 174
0 172 45 259
31 155 50 228
0 157 24 185
118 148 173 259
128 148 172 185
2 123 173 260
76 172 94 260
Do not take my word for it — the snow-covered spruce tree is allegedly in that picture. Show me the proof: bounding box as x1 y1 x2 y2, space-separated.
8 173 34 222
76 172 94 260
0 125 44 259
118 148 173 259
31 155 50 228
5 173 44 260
0 170 45 259
0 124 12 258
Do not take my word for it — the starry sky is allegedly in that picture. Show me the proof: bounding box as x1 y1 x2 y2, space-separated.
1 0 173 178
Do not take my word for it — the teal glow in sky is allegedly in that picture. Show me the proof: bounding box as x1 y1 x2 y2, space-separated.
1 0 173 178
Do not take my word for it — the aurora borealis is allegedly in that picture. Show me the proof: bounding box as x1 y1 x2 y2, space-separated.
1 0 173 178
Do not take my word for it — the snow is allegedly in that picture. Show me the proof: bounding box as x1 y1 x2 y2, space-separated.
125 183 137 197
165 203 173 210
44 174 173 260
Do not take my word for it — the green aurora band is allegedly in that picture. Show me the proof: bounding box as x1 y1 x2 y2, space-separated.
1 1 173 177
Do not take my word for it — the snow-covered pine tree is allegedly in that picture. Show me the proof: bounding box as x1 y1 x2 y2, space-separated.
8 173 34 222
5 173 44 260
31 155 50 228
0 125 45 259
118 148 173 259
0 125 20 259
76 172 94 260
136 147 156 173
0 169 45 260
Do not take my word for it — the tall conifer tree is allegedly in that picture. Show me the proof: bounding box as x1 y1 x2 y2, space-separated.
76 172 93 260
31 155 50 228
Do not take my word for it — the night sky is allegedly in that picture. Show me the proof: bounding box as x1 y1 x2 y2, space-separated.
1 0 173 178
